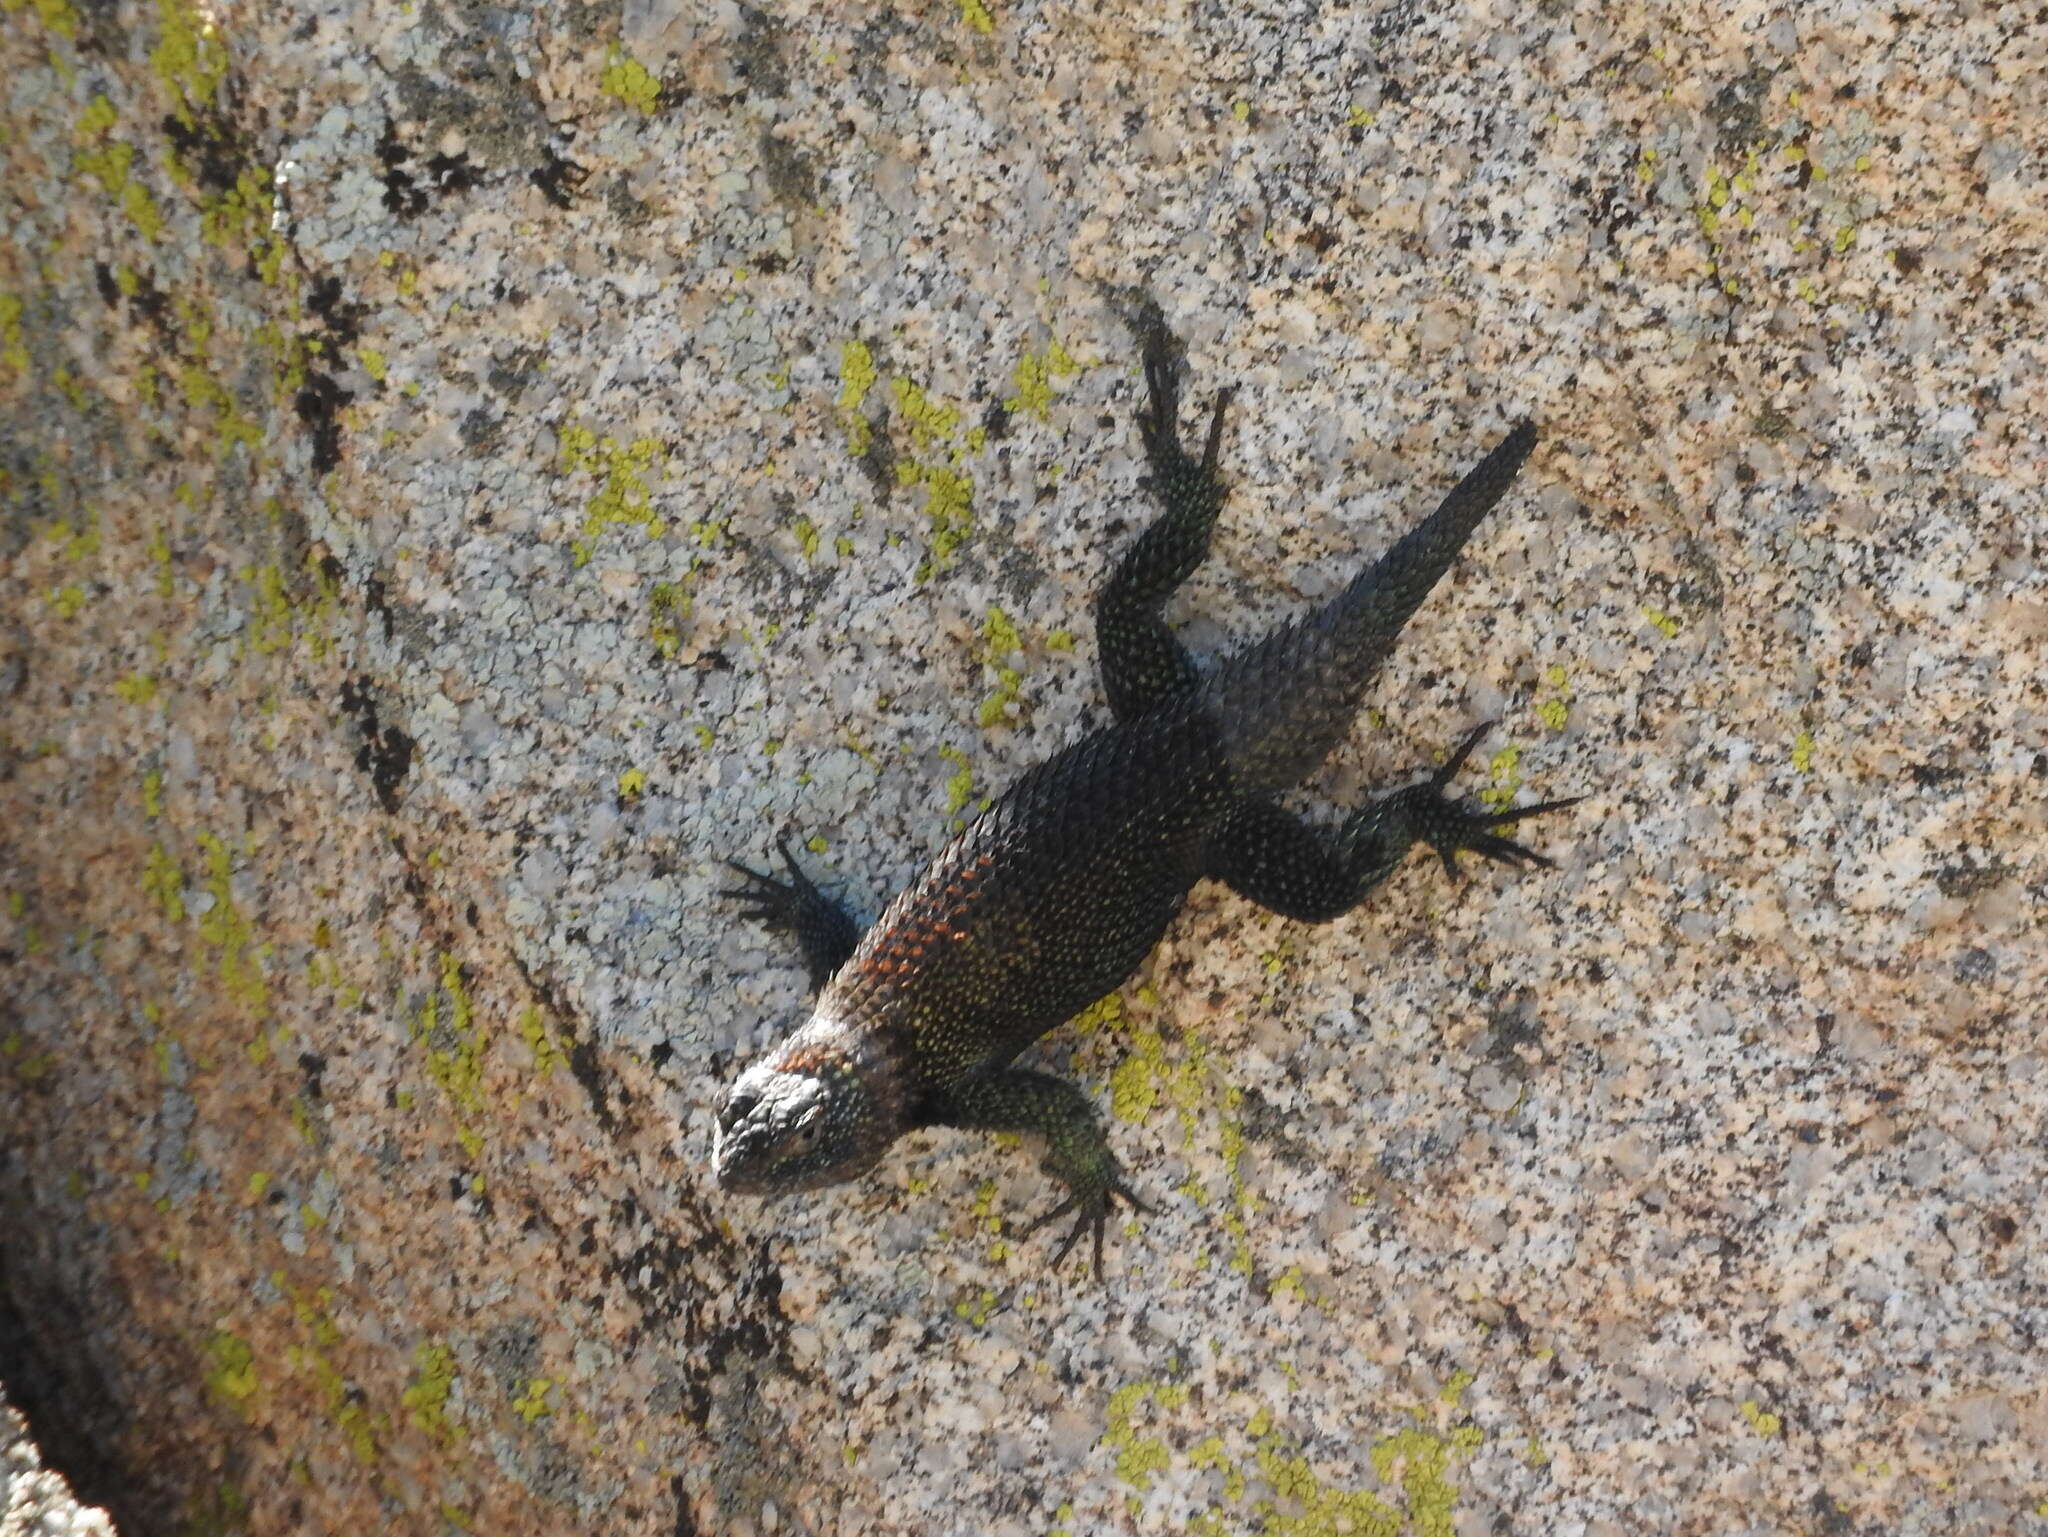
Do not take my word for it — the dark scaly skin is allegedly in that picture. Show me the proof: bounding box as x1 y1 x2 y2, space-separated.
712 316 1579 1278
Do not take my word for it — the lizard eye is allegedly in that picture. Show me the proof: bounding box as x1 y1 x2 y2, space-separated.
788 1104 825 1147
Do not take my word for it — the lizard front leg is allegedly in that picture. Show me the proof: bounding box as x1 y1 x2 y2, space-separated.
722 839 864 989
1096 315 1235 721
934 1069 1152 1279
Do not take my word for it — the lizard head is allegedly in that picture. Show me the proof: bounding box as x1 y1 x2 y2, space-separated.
713 1013 907 1194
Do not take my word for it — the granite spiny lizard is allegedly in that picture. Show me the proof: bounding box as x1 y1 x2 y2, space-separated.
713 316 1578 1276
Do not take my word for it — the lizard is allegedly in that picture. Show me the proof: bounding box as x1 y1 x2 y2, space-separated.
712 312 1578 1276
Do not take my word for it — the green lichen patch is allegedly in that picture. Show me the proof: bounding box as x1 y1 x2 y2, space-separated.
643 524 716 654
204 1329 259 1416
511 1375 554 1423
1102 1381 1175 1493
1740 1398 1782 1437
559 426 666 566
402 1341 462 1447
173 357 262 456
415 952 487 1158
114 672 159 705
195 832 269 1014
600 47 662 115
0 294 29 378
144 842 185 921
1098 1378 1484 1537
196 162 275 260
1535 664 1570 731
273 1277 384 1465
936 743 978 824
648 580 691 658
889 376 959 454
1108 1011 1210 1131
149 0 228 122
905 459 973 580
1006 339 1080 422
975 606 1027 728
516 1004 566 1079
837 339 879 454
1478 744 1523 814
240 563 293 655
832 346 985 578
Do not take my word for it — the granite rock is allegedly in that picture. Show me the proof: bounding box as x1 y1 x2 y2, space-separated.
1 2 2042 1534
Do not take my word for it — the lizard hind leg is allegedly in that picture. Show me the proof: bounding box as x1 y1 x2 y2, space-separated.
1096 323 1237 721
1205 724 1582 921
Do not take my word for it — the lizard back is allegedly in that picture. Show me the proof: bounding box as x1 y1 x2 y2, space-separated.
821 706 1233 1093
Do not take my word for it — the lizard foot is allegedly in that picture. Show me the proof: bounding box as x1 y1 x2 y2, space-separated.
1402 722 1585 881
1136 326 1235 483
1020 1165 1154 1281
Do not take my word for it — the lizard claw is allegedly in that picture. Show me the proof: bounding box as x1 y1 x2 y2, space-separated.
1428 720 1496 791
1409 726 1583 877
1021 1170 1152 1281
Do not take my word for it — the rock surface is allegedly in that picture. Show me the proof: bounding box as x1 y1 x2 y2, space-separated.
1 2 2042 1534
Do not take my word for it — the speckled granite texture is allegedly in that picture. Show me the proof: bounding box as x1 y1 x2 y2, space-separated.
1 1 2042 1533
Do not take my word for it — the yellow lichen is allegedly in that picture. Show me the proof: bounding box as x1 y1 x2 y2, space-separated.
1739 1398 1782 1437
907 460 973 579
937 743 975 819
402 1342 461 1446
512 1376 554 1422
1007 339 1079 421
976 606 1026 728
890 376 960 453
0 295 28 377
1478 744 1523 813
143 841 185 922
196 833 269 1012
837 339 878 453
516 1005 566 1079
417 952 486 1142
559 427 666 566
150 0 227 121
600 48 661 114
23 0 79 41
242 563 293 654
1536 663 1570 731
205 1331 258 1415
115 672 159 704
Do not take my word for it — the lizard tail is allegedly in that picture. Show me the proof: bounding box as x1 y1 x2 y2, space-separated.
1194 422 1539 793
